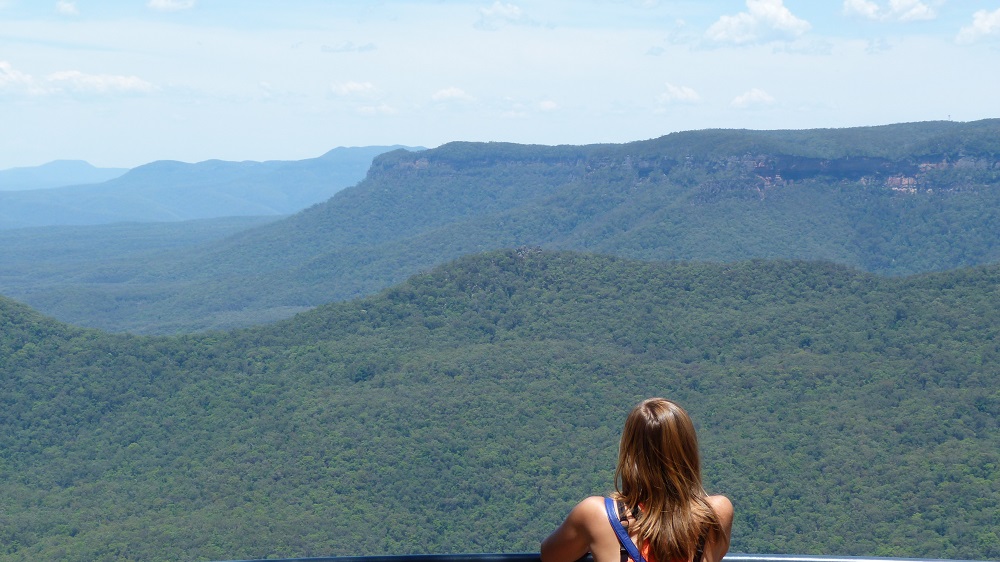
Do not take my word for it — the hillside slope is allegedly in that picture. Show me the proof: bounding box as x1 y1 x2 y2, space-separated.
0 160 128 191
0 146 411 229
3 120 1000 333
1 251 997 561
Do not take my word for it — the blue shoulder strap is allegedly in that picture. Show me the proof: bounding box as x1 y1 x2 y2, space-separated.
604 497 647 562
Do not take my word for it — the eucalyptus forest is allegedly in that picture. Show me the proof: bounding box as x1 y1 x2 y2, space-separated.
1 121 998 561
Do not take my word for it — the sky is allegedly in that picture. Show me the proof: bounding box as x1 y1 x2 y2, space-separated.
1 0 999 170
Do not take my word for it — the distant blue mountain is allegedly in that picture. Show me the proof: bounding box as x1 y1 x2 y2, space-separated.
0 146 418 229
0 160 129 191
8 120 1000 334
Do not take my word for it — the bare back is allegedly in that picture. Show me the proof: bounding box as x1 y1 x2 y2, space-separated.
541 495 733 562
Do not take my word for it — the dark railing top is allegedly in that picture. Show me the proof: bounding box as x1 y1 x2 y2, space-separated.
217 553 990 562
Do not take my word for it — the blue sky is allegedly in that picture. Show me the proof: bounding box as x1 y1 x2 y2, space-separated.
1 0 999 169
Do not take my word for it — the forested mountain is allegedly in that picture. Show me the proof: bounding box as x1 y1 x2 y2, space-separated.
0 160 128 191
0 146 412 229
1 250 997 561
3 120 998 334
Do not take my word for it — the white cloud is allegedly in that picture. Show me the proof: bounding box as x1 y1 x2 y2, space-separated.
56 1 79 16
331 81 379 98
46 70 155 94
0 61 44 95
432 87 474 102
321 41 376 54
1 61 154 97
842 0 935 22
773 38 834 56
332 82 393 115
658 82 701 104
500 98 527 119
256 81 303 102
865 37 892 54
956 8 1000 44
482 1 522 19
476 1 526 30
731 88 775 108
357 103 396 116
843 0 880 19
890 0 935 21
147 0 195 12
258 81 275 96
538 99 559 111
706 0 810 44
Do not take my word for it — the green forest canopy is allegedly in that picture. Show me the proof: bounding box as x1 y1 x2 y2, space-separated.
1 250 997 561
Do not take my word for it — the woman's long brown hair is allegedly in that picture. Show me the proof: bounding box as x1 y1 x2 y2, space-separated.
612 398 722 562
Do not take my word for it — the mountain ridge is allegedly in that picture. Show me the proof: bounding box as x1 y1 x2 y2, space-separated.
0 160 129 191
0 146 417 229
2 120 999 333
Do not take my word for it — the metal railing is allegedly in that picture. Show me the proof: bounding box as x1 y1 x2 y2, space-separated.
218 553 990 562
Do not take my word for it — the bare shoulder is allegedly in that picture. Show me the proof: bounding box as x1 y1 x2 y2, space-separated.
578 495 609 511
707 494 734 521
564 495 621 548
702 495 734 562
540 496 614 562
569 495 611 525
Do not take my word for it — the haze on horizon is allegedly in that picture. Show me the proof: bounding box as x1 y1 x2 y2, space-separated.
1 0 999 170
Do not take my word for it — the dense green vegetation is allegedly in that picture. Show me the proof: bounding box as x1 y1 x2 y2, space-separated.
2 120 999 334
1 250 997 561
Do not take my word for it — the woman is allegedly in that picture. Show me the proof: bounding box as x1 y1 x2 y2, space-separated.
541 398 733 562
